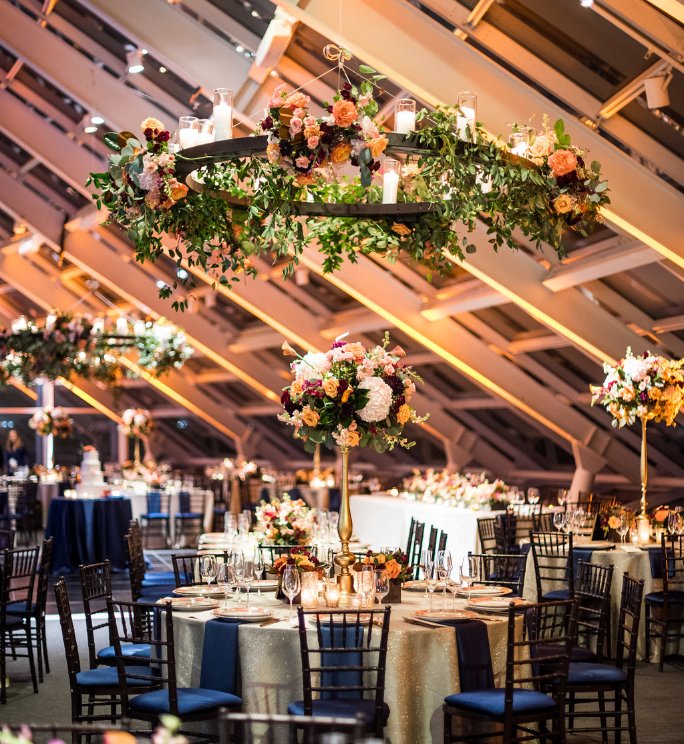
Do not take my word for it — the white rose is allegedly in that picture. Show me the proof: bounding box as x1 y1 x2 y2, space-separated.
357 376 394 422
294 352 330 380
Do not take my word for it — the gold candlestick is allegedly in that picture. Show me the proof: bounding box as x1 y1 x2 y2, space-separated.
636 416 650 543
334 446 355 598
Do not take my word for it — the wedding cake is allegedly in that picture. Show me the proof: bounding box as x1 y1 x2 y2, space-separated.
76 447 106 498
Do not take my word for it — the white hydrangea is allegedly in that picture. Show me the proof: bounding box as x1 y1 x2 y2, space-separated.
357 376 393 422
293 352 330 380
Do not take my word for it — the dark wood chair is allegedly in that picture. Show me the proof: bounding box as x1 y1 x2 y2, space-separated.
427 525 439 557
6 537 53 682
574 560 614 662
530 531 574 602
259 545 314 566
54 578 158 741
125 525 175 602
0 545 40 702
405 516 417 561
173 490 205 548
140 490 171 548
468 552 528 596
554 573 644 744
477 517 498 554
409 521 425 580
107 598 241 729
288 607 392 742
0 529 15 550
645 533 684 671
443 598 579 744
438 530 448 553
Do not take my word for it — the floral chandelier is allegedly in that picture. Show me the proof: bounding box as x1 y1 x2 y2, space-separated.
89 49 610 308
0 311 192 387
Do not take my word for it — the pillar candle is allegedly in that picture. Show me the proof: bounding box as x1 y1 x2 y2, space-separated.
213 102 233 140
382 169 399 204
395 109 416 134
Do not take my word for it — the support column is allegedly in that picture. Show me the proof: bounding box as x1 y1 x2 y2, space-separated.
117 428 129 464
36 381 55 469
569 442 607 501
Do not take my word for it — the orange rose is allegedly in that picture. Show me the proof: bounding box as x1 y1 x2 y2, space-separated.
167 178 188 201
369 135 388 159
332 99 358 128
323 378 339 398
383 559 401 580
301 407 320 427
654 508 669 523
346 429 361 447
608 516 621 530
290 380 303 397
391 223 411 237
343 342 366 360
341 387 353 403
547 149 578 177
553 194 574 214
396 403 411 425
104 732 137 744
331 143 352 165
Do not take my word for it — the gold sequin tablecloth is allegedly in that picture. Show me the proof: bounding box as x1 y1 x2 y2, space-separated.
172 591 515 744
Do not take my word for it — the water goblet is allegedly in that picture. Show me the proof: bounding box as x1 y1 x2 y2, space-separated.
232 552 244 602
255 549 265 596
668 511 680 536
282 565 300 626
420 548 433 601
553 512 565 533
242 554 255 607
201 555 217 593
458 560 473 602
216 562 233 608
425 559 438 611
527 488 540 505
448 573 461 609
617 512 629 544
375 571 390 605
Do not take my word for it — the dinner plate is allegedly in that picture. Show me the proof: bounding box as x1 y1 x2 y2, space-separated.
161 597 220 611
574 540 616 550
413 609 477 622
456 585 513 597
402 580 448 592
212 606 274 622
466 597 525 613
173 585 225 597
252 579 279 591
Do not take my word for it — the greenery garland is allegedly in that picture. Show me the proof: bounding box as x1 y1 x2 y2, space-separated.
88 77 610 310
0 311 192 387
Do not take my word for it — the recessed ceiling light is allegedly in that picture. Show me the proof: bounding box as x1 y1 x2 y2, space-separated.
159 66 167 73
84 125 98 134
90 115 104 125
236 45 244 53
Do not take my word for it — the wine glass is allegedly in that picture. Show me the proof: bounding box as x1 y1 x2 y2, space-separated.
437 551 452 606
458 559 473 602
420 548 433 601
375 572 390 605
668 511 680 536
243 554 255 607
447 571 460 609
216 562 233 607
553 512 565 533
425 558 438 611
527 488 540 505
254 549 265 596
617 511 629 544
282 565 301 625
201 555 217 592
232 552 244 601
557 489 567 508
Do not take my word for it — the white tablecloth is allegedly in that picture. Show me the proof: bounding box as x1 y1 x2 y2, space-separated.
350 494 493 558
172 591 516 744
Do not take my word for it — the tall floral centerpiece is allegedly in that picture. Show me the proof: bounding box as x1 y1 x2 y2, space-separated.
120 408 154 464
591 349 683 531
278 333 426 597
254 494 315 545
29 406 73 439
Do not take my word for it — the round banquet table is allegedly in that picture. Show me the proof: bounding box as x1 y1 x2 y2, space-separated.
45 496 133 573
522 542 681 662
171 589 518 744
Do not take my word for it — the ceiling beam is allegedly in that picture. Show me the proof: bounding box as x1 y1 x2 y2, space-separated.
421 281 507 320
643 0 684 25
652 314 684 334
276 0 684 269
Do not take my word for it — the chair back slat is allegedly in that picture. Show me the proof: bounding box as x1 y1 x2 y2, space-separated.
2 546 39 611
36 538 54 611
54 577 81 684
427 526 438 557
437 530 448 553
259 545 314 566
172 551 232 587
0 529 15 550
469 552 528 596
410 522 425 579
530 531 574 602
405 516 417 560
663 534 684 594
79 560 113 668
477 517 497 554
574 560 613 661
615 572 644 675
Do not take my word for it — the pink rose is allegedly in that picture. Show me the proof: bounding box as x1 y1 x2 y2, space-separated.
303 116 316 128
293 107 307 119
289 117 303 135
295 155 311 169
547 149 578 177
307 136 320 149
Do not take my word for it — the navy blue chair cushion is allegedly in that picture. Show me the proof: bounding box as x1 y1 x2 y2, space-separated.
566 663 627 686
130 687 241 715
175 512 203 519
444 689 557 718
76 665 158 688
143 571 177 585
644 591 684 605
97 643 151 663
142 513 169 520
287 699 389 724
6 600 39 616
542 588 571 601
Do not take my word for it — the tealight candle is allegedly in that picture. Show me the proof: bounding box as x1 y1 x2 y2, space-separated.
637 515 651 545
456 91 477 141
213 88 233 141
394 98 416 134
326 581 340 608
382 158 401 204
178 115 199 149
133 320 146 336
115 316 128 335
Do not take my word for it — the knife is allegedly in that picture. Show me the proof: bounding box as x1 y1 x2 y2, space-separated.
402 616 444 629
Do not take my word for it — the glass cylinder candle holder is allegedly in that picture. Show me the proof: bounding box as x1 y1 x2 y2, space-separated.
193 119 214 146
178 116 199 149
394 98 416 134
382 158 401 204
508 124 535 157
325 578 340 608
213 88 233 141
456 91 477 141
300 571 319 609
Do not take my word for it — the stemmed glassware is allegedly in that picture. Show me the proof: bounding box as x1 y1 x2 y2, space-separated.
242 553 255 607
436 551 452 606
201 555 217 593
282 565 301 626
232 552 244 601
425 557 438 611
527 488 540 505
375 572 389 605
420 548 433 601
553 512 565 533
617 511 630 544
459 556 479 602
668 511 682 536
216 562 233 607
557 489 567 508
254 549 265 596
447 570 460 609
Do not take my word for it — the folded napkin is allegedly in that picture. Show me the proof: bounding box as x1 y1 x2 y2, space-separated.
572 548 593 578
435 619 494 692
200 618 244 695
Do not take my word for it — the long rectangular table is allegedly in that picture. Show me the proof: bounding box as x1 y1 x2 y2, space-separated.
350 493 494 558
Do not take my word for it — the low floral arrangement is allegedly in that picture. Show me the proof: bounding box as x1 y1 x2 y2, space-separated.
28 406 73 438
596 506 634 539
120 408 154 438
354 549 412 582
590 348 683 428
402 468 511 510
279 333 426 453
271 547 323 575
0 311 192 387
120 460 171 485
88 64 611 310
254 494 316 545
